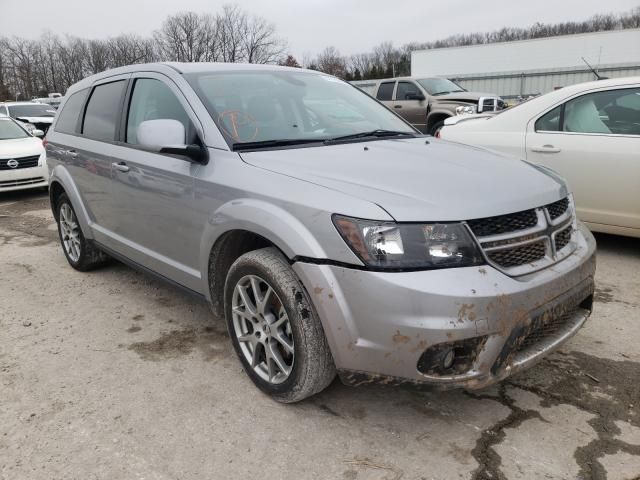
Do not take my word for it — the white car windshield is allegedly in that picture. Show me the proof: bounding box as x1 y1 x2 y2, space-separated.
0 119 29 140
8 104 57 118
186 70 416 148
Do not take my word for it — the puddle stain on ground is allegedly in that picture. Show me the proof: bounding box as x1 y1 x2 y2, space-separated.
594 286 638 308
468 351 640 480
128 326 230 362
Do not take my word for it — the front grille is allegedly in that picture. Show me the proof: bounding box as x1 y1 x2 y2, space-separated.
487 241 546 268
518 310 575 351
468 196 575 274
0 155 40 170
555 225 573 251
546 197 569 220
0 176 45 188
467 209 538 237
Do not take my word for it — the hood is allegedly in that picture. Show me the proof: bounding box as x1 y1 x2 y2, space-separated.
433 91 498 103
0 137 44 158
239 137 567 222
15 116 54 124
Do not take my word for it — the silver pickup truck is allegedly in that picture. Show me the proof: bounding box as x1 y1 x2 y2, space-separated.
352 76 505 134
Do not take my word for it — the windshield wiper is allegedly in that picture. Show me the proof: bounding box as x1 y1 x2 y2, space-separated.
324 129 416 144
232 138 324 151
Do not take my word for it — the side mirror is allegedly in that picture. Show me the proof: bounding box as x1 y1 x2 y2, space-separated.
32 129 45 138
406 93 425 101
137 119 208 164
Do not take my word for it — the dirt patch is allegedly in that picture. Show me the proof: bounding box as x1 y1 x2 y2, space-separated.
126 325 142 333
0 193 57 245
594 286 637 308
128 327 229 362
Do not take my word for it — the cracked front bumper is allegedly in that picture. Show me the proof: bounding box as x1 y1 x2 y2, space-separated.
293 222 596 390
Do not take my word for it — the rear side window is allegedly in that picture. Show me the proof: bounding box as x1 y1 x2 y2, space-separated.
535 106 561 132
55 89 88 134
126 78 193 144
82 81 126 141
376 82 395 101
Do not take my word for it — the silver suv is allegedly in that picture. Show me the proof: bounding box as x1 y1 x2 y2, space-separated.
46 63 596 402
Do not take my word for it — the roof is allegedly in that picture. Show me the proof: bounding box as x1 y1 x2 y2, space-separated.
66 62 324 94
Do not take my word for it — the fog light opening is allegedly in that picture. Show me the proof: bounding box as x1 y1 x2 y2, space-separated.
442 349 455 370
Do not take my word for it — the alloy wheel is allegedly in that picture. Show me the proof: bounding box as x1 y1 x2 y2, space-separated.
231 275 295 384
60 203 81 262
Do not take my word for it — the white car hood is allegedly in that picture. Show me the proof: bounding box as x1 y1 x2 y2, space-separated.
239 137 568 222
0 137 44 158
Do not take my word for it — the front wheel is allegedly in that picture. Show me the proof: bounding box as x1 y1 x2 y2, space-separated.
224 247 336 402
428 119 446 136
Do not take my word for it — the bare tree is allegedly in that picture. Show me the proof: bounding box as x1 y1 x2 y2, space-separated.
315 46 346 78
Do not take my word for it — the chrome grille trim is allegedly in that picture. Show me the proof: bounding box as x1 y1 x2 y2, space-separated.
466 196 577 276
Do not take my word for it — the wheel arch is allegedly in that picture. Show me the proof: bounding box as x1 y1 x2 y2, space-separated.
48 167 94 239
426 111 451 132
202 198 329 317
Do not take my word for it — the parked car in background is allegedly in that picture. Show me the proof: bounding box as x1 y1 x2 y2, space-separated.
352 76 505 134
47 63 595 402
0 101 57 134
31 93 64 110
439 76 640 238
0 116 47 192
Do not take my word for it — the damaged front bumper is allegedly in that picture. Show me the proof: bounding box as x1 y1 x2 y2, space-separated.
293 222 596 390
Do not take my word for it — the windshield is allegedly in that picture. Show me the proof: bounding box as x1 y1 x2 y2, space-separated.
186 70 415 147
417 78 465 96
0 119 29 140
8 104 57 118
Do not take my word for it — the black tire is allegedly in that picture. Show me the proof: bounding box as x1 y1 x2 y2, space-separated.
224 247 336 403
428 119 446 136
56 193 109 271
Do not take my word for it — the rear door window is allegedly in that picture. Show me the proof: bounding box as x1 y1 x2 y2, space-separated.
535 106 562 132
55 89 88 135
82 80 126 141
376 82 395 101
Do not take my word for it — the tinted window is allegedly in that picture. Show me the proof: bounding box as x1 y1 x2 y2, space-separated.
126 79 192 144
55 89 88 134
535 106 561 132
396 82 420 100
376 82 395 101
82 81 126 141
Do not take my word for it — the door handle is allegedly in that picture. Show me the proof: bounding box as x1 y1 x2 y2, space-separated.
531 145 561 153
394 105 402 109
67 149 78 158
112 161 130 173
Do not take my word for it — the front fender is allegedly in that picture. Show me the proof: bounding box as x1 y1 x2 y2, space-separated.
199 198 348 295
49 165 94 240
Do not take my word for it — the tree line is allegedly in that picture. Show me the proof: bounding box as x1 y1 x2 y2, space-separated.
0 5 285 100
1 6 638 101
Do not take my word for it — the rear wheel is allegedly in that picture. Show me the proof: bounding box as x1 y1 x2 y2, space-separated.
56 193 109 271
224 247 336 402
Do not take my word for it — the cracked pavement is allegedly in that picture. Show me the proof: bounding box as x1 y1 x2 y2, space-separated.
1 191 639 480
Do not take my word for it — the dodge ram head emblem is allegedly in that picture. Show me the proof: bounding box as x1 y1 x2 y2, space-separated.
7 159 19 168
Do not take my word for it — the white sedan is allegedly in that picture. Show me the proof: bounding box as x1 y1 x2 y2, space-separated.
0 116 48 192
439 76 640 238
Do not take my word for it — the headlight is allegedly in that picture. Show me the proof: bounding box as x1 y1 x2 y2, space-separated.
455 105 476 115
333 215 485 269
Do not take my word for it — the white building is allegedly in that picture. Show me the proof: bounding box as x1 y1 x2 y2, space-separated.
411 29 640 100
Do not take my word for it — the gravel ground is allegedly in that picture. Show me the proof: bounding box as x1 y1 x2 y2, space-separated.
1 190 639 480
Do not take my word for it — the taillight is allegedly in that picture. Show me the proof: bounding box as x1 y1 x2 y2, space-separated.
42 138 48 148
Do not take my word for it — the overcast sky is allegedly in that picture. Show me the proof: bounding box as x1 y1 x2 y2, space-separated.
1 0 638 59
